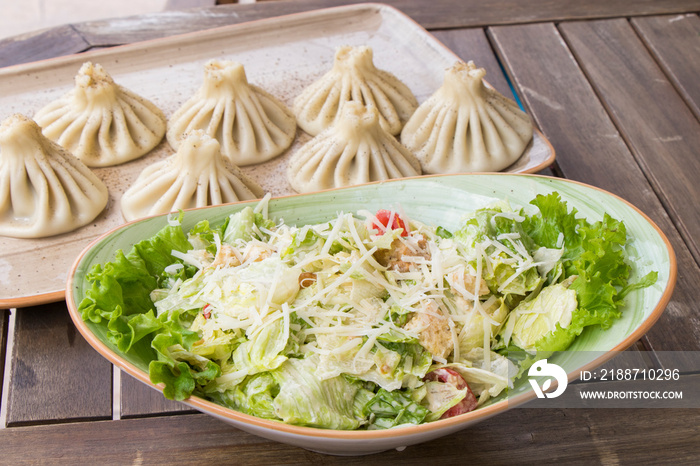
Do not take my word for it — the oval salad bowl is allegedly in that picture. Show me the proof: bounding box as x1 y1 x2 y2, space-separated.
66 173 676 455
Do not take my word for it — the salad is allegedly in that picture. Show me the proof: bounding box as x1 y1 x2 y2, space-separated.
79 193 656 430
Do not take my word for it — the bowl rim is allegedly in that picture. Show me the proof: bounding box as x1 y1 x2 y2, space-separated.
65 172 677 440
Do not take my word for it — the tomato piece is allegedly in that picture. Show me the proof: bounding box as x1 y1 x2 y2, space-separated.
424 367 478 418
373 209 408 236
202 304 211 319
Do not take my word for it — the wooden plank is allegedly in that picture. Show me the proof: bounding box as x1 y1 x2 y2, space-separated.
632 14 700 122
431 28 555 176
0 404 698 463
64 0 700 48
120 371 194 418
0 25 89 68
559 18 700 265
5 302 112 426
487 22 700 354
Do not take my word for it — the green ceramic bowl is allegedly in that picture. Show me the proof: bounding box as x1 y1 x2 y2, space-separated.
66 173 676 455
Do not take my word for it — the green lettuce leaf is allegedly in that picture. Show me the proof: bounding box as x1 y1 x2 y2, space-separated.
78 223 192 352
363 388 428 429
523 193 657 333
224 373 280 420
149 310 221 400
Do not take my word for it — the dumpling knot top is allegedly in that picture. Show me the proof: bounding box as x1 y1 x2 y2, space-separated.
0 114 108 238
287 102 421 193
121 130 264 221
401 61 534 173
293 45 418 136
34 62 167 168
166 60 296 167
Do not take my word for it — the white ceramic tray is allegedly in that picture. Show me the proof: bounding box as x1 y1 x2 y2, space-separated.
0 3 554 308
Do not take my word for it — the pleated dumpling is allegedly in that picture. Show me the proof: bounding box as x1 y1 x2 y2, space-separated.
121 130 264 221
34 62 166 167
287 102 421 193
166 60 296 167
401 61 534 173
294 46 418 137
0 114 108 238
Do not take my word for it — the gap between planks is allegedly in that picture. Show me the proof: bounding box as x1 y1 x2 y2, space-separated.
113 365 121 421
0 309 16 429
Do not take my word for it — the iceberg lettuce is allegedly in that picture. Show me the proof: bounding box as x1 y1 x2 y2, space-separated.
500 278 578 353
223 207 275 244
271 357 365 430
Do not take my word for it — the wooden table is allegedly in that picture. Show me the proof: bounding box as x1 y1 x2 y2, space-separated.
1 0 699 463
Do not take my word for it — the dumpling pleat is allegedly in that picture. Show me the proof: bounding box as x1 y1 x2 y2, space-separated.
293 46 417 136
42 107 77 137
336 139 363 188
484 99 529 156
287 102 420 193
120 130 263 221
401 61 533 173
477 102 511 166
174 99 212 137
34 62 166 167
58 112 90 152
118 98 161 147
0 114 108 238
296 78 336 123
254 90 296 145
365 79 402 134
371 70 417 120
434 107 459 171
167 60 295 166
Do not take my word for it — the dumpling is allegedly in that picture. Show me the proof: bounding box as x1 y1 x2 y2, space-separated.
0 114 108 238
287 102 421 193
121 130 264 221
294 46 418 136
166 60 296 166
34 62 166 167
401 61 534 173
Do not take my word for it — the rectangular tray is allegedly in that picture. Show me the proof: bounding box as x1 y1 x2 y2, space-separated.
0 3 554 308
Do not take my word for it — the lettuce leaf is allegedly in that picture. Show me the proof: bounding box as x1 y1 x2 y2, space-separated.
271 357 365 430
149 310 221 400
223 207 275 243
363 388 428 428
455 203 542 297
518 193 657 350
219 373 280 420
78 223 192 352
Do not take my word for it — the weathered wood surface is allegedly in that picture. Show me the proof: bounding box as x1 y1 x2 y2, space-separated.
489 22 700 355
120 372 194 418
632 14 700 129
4 303 112 426
0 25 90 68
1 0 698 463
3 0 700 68
72 0 700 43
0 405 698 464
559 18 700 267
